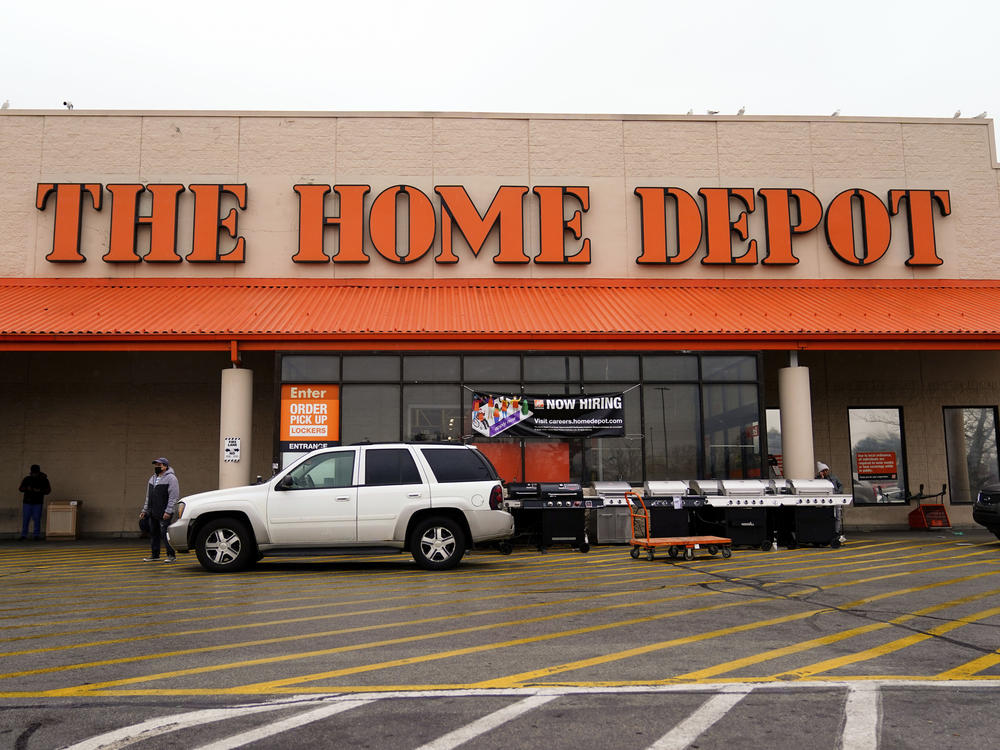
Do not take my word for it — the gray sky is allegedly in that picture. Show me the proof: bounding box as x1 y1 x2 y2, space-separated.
3 0 997 132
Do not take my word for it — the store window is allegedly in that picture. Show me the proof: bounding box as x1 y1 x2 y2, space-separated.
344 355 399 381
848 407 907 505
703 384 761 479
342 385 400 443
765 408 783 478
403 384 462 442
524 355 580 381
702 355 756 381
465 355 519 381
584 383 642 482
403 356 460 381
643 355 698 381
282 355 339 381
583 355 639 382
943 407 1000 504
643 384 700 479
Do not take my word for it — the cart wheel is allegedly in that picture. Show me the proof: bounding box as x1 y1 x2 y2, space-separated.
579 543 590 553
721 547 732 558
497 541 513 555
668 546 679 559
630 546 640 559
683 547 694 561
759 540 772 552
646 549 655 561
707 545 719 555
829 538 842 549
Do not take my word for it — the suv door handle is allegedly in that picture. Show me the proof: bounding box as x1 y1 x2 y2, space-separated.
335 496 351 502
407 492 422 498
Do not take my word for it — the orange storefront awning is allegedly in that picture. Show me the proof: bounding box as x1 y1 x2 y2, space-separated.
3 277 1000 352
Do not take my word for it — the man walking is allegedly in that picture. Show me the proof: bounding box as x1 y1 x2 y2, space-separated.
139 457 179 562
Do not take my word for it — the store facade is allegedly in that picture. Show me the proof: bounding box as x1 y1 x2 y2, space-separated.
2 110 1000 536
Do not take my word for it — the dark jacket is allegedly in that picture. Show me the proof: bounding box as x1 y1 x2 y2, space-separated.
19 472 51 505
143 467 179 517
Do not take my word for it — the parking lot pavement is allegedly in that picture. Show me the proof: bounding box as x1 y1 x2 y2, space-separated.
1 530 998 748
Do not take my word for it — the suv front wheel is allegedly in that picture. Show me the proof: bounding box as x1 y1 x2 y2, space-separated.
195 517 256 573
412 516 466 571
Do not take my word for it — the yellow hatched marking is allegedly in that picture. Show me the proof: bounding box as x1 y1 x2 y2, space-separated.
936 651 1000 679
469 608 827 688
677 583 1000 680
768 604 1000 680
0 582 743 680
8 596 775 697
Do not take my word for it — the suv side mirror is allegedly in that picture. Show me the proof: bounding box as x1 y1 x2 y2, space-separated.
277 475 294 490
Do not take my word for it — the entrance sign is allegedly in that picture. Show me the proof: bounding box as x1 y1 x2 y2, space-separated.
279 385 340 452
472 392 625 438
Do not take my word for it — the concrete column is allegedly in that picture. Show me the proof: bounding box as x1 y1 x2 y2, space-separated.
778 365 815 480
219 367 253 489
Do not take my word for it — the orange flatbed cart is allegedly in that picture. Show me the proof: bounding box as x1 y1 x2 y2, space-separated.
625 491 733 561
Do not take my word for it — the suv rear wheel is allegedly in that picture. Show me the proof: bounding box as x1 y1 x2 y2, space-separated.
195 518 256 573
412 516 465 571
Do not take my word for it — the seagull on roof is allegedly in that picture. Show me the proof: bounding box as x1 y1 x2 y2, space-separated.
736 106 745 115
63 101 73 110
707 109 719 115
975 111 988 118
1 100 9 110
831 109 840 116
953 109 961 118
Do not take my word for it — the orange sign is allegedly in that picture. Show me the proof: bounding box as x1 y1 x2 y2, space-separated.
279 385 340 444
856 451 898 480
37 182 950 267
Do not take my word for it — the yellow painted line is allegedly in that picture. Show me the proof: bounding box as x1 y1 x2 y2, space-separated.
0 556 705 630
5 593 775 697
675 583 1000 680
0 561 723 641
0 580 738 676
227 598 787 694
469 607 829 689
769 604 1000 680
936 651 1000 679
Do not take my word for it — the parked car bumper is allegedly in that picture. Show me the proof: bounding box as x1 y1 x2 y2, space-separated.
166 516 192 552
467 510 515 542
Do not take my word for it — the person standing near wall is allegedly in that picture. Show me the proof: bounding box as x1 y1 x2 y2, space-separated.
816 461 847 543
139 457 179 562
18 464 51 540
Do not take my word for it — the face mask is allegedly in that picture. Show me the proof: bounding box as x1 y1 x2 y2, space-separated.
154 466 163 475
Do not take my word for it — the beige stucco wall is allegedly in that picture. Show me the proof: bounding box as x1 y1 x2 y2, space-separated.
0 351 275 536
1 111 998 281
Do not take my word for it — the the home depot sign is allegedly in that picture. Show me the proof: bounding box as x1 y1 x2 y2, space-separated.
36 182 951 267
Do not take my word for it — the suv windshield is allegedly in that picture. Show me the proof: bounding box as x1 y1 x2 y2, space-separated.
420 447 499 482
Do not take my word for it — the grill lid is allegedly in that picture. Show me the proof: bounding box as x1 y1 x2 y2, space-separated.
644 480 690 496
786 479 836 496
720 479 769 496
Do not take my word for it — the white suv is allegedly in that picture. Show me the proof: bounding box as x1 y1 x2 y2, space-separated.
167 443 514 572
